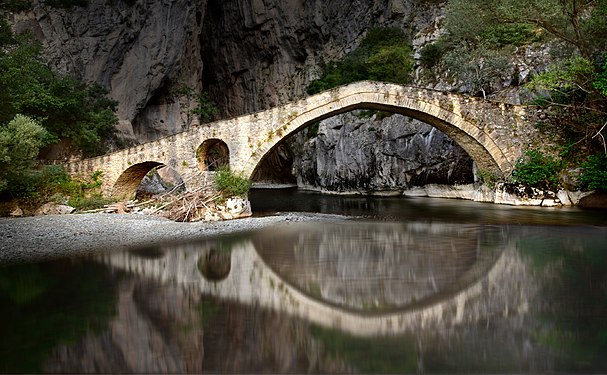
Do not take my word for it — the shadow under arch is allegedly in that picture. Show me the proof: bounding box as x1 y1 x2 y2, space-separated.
197 138 230 172
249 101 506 181
112 161 164 198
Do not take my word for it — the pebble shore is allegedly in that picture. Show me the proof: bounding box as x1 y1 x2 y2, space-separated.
0 213 329 264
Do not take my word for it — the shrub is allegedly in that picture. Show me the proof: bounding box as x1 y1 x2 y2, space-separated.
0 115 49 193
0 29 117 156
306 27 413 94
214 167 251 198
580 153 607 191
419 42 446 68
512 150 562 190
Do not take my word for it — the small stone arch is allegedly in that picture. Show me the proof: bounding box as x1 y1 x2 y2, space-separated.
197 139 230 171
112 161 164 198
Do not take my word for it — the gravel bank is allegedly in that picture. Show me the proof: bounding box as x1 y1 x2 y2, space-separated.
0 213 338 265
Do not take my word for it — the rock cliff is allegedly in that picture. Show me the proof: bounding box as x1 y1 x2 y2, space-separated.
292 112 473 192
10 0 206 143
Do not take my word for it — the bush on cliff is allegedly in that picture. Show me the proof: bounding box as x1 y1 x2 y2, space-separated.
307 28 414 94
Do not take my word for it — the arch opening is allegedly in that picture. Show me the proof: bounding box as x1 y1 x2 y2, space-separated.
112 162 185 199
250 108 479 193
197 139 229 172
197 249 231 282
136 165 185 200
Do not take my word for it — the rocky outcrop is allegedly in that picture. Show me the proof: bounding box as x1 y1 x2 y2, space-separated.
292 112 474 193
201 0 447 117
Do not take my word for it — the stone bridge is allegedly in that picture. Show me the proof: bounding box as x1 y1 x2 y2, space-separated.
64 81 538 197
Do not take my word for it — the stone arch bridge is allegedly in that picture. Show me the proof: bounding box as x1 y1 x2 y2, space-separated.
64 81 538 197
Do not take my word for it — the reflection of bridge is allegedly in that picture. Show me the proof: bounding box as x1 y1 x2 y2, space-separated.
99 231 534 337
64 81 539 197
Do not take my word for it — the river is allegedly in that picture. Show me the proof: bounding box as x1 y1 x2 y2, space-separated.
1 188 606 373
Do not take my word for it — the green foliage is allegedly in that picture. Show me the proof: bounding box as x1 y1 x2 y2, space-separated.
480 23 540 47
214 167 251 198
580 153 607 191
528 56 597 96
0 115 49 192
419 41 446 68
512 150 562 190
445 0 607 58
595 59 607 96
0 261 117 373
0 0 30 12
476 168 500 189
0 27 117 156
0 15 14 46
443 43 511 98
2 163 111 210
181 87 219 123
307 27 414 94
366 45 414 83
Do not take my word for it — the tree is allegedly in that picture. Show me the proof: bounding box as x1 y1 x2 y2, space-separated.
0 25 117 156
443 43 511 98
446 0 607 58
0 115 49 192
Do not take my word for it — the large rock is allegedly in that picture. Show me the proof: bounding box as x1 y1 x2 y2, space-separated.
291 112 474 192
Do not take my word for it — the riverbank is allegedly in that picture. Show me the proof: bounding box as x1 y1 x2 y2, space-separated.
0 212 340 265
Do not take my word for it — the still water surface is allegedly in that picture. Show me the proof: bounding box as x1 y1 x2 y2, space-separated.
1 188 606 373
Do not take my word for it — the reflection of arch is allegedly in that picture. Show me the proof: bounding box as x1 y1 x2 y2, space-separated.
197 249 231 281
197 139 229 171
112 161 163 198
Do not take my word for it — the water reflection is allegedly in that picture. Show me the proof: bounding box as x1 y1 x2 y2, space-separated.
98 221 530 338
252 222 502 311
1 215 607 373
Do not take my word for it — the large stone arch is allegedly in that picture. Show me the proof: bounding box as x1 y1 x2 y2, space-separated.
246 85 516 180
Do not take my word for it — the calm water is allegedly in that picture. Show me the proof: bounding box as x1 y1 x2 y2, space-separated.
1 188 607 373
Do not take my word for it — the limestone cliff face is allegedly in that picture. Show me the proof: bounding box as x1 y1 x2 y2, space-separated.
201 0 446 117
9 0 445 140
10 0 206 143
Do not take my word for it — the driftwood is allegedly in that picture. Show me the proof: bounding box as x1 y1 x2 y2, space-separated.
79 180 249 222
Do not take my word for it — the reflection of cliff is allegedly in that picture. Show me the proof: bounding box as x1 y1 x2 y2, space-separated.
42 275 350 373
44 280 204 373
201 298 351 373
